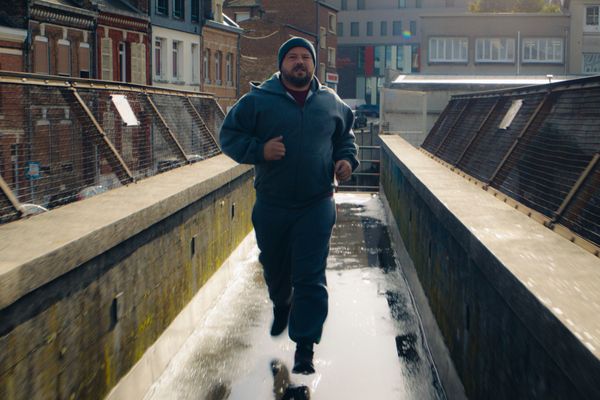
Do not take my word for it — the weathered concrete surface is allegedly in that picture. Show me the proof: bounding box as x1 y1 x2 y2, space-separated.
0 155 251 310
0 156 254 400
140 194 454 400
380 134 600 399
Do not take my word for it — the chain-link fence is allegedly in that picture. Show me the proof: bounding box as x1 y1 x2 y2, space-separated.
421 75 600 254
0 72 224 224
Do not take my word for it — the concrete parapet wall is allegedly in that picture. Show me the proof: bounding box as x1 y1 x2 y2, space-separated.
379 135 600 399
0 156 254 399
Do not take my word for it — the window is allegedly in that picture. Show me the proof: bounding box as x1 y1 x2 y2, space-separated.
130 42 146 84
157 0 168 15
320 27 327 49
57 39 71 76
328 47 336 67
192 0 199 22
33 36 49 74
357 0 365 10
203 49 210 83
154 38 164 78
101 37 112 80
398 0 406 7
393 21 402 36
522 38 563 63
235 12 250 22
585 6 600 32
367 21 373 36
475 38 515 63
79 43 90 78
192 43 199 83
351 22 359 37
226 53 233 85
329 13 336 33
337 22 343 37
410 21 416 37
118 41 126 82
416 0 422 7
380 21 387 36
341 0 347 10
429 37 468 63
583 53 600 73
215 51 222 84
172 40 182 79
173 0 184 19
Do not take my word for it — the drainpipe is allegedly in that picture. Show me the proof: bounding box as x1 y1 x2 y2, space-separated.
516 30 520 76
315 0 319 78
236 31 240 99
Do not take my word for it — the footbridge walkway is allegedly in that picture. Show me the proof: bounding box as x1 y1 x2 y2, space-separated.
1 74 600 400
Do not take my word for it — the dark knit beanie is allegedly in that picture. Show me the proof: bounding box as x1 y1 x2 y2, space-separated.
277 37 316 70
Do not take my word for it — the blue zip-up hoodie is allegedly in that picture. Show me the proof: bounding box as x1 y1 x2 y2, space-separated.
219 73 359 208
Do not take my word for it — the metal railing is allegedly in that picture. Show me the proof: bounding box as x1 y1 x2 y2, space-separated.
421 75 600 255
0 71 224 224
338 123 380 192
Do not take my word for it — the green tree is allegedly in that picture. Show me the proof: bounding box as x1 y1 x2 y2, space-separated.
469 0 558 12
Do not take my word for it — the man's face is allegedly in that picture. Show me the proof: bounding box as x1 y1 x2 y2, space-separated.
280 46 314 88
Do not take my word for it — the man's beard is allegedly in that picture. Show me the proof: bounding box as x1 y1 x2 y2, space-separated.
282 65 312 88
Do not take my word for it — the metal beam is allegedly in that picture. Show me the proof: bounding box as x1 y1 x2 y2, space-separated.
146 94 188 161
433 99 471 156
70 88 135 185
455 97 504 167
551 152 600 226
486 90 555 187
186 96 218 144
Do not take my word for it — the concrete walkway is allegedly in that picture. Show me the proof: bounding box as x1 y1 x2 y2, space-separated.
142 193 446 400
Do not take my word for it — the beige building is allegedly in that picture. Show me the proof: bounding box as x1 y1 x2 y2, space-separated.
420 13 571 75
569 0 600 74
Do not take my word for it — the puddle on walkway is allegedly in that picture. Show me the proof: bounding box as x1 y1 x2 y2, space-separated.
144 193 445 400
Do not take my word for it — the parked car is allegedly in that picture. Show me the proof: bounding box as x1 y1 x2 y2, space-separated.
356 104 379 118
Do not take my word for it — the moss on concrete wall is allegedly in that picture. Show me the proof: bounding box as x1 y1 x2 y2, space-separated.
0 172 255 400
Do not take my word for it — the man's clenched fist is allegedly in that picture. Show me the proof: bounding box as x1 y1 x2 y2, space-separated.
264 136 286 161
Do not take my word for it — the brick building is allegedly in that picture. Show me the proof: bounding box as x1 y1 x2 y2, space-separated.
201 2 242 111
28 0 97 78
0 6 27 72
95 0 151 84
224 0 340 95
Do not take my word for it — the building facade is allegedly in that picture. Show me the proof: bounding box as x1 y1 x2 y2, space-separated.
224 0 341 94
332 0 469 104
150 0 203 91
202 15 242 110
420 13 571 76
95 0 151 84
28 0 97 78
569 0 600 74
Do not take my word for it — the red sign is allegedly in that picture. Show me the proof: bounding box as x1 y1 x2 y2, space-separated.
326 72 338 83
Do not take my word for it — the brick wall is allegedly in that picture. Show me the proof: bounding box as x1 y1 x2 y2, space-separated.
202 25 240 110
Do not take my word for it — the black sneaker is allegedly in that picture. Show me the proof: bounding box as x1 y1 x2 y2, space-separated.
292 343 315 375
270 304 291 336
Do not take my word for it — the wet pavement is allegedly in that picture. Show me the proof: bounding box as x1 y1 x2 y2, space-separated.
143 193 446 400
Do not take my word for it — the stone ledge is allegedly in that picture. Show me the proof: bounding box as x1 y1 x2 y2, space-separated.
380 134 600 398
0 155 253 310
